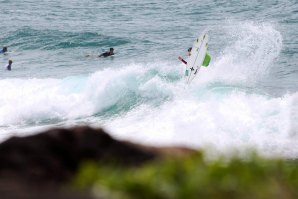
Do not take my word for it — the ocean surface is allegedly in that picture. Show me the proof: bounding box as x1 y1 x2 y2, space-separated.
0 0 298 158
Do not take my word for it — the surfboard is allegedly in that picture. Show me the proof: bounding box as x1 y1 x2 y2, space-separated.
185 33 209 84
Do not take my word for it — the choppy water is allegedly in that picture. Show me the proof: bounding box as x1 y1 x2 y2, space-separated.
0 0 298 158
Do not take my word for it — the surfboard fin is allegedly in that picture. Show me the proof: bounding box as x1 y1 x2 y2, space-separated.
202 53 211 67
185 70 189 76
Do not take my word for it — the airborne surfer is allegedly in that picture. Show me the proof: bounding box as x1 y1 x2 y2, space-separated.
178 47 211 67
178 47 192 65
178 32 211 85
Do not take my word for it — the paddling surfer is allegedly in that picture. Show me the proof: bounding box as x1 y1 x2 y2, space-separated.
0 47 8 54
86 47 115 58
98 48 114 58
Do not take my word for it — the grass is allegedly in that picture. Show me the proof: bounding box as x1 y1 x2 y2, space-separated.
74 151 298 199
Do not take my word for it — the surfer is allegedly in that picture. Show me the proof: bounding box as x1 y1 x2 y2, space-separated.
179 47 211 67
98 48 114 58
178 47 192 65
6 60 12 71
0 47 8 54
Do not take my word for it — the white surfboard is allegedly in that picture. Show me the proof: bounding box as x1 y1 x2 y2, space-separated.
185 33 209 84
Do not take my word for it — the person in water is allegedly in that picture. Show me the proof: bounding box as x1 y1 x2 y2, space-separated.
6 60 12 71
178 47 192 65
98 48 114 58
0 47 8 54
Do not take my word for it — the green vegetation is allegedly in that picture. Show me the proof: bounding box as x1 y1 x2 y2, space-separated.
74 151 298 199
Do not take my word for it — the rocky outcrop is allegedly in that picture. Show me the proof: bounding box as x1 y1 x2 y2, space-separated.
0 126 194 198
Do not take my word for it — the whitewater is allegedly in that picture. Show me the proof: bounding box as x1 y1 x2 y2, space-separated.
0 0 297 158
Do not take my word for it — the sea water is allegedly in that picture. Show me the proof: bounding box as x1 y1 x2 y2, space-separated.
0 0 297 158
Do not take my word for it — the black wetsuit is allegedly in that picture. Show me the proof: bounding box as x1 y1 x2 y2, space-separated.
7 63 12 71
0 48 7 54
99 51 114 57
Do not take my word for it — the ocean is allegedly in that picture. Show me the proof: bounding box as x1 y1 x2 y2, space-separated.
0 0 297 158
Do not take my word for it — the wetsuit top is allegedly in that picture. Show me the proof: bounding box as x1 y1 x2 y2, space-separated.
99 51 114 57
7 63 11 71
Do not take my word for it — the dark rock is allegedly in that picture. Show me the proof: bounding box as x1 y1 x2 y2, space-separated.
0 126 157 184
0 126 160 199
0 126 194 198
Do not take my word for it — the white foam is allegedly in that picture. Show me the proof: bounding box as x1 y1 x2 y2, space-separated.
0 62 178 126
106 91 298 158
203 21 282 85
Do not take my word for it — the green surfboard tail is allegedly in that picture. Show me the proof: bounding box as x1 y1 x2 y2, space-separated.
202 53 211 67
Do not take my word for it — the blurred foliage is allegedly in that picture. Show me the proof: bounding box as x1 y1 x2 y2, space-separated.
74 151 298 199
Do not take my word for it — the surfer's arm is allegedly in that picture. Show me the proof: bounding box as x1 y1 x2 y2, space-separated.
178 56 187 65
